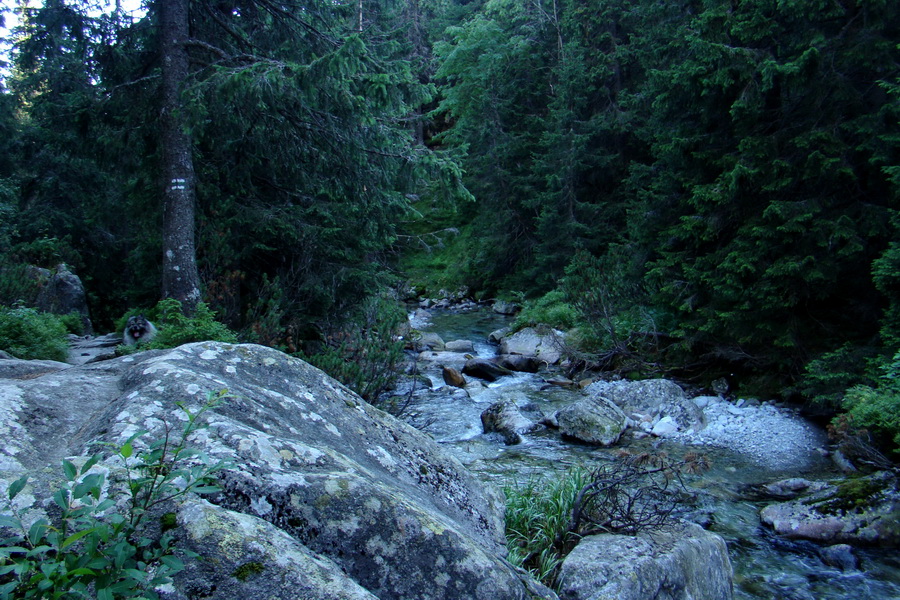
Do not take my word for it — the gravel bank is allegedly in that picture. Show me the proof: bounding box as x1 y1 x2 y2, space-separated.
675 396 829 471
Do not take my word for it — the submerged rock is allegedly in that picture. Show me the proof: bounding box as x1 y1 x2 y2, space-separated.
759 472 900 547
0 342 552 600
557 522 733 600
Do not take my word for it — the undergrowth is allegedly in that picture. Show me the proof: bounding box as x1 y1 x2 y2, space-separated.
0 392 229 599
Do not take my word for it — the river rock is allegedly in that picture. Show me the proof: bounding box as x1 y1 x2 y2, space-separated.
0 342 552 600
445 339 475 353
480 400 540 445
463 357 513 382
497 354 542 373
759 472 900 546
416 350 469 371
488 327 511 344
442 366 467 388
408 308 432 329
585 379 703 433
414 331 445 351
555 395 627 446
819 544 858 571
557 522 733 600
492 300 520 315
499 327 564 364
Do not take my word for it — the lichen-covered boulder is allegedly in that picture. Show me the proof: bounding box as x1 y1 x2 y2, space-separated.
499 327 563 364
557 523 733 600
0 342 553 600
585 379 704 433
555 395 627 446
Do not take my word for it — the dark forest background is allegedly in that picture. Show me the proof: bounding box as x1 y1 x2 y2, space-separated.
1 0 899 438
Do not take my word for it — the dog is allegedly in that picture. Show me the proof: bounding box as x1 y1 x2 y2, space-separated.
123 314 158 346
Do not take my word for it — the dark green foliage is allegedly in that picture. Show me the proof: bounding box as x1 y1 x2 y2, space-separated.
432 0 900 394
302 295 407 404
117 299 237 352
0 394 227 599
839 355 900 455
0 307 69 361
513 290 578 332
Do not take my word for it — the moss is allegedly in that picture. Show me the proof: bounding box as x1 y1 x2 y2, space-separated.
231 561 266 581
818 476 886 514
160 512 178 532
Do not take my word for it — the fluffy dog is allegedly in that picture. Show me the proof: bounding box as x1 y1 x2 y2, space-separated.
123 315 158 346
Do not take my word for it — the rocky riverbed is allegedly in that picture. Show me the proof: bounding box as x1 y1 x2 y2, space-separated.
402 306 900 600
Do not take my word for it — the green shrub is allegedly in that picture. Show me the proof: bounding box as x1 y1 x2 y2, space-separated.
513 290 578 331
302 295 407 405
57 312 85 336
841 385 900 454
0 307 69 361
0 393 228 599
118 299 238 353
0 263 41 308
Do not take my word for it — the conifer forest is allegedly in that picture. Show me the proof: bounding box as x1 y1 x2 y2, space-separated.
1 0 899 448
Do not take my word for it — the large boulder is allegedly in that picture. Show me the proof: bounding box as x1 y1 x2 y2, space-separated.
585 379 704 434
557 523 733 600
0 342 553 600
33 263 93 335
500 327 564 364
555 395 627 446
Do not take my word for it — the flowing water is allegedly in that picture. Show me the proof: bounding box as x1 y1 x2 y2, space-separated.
403 308 900 600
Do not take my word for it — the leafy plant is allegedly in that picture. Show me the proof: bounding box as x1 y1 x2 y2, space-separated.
0 392 229 599
0 306 69 362
117 299 238 354
513 290 578 331
303 295 407 405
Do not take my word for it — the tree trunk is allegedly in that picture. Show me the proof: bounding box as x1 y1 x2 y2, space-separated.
159 0 201 315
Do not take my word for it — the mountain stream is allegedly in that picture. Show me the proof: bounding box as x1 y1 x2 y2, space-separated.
400 309 900 600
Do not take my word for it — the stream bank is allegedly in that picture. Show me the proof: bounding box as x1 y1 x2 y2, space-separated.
399 307 900 600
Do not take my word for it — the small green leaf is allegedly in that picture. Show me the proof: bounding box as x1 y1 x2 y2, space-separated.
61 527 98 549
81 453 101 473
67 567 97 576
27 520 48 546
7 476 27 500
160 555 185 571
120 442 133 459
62 459 78 481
